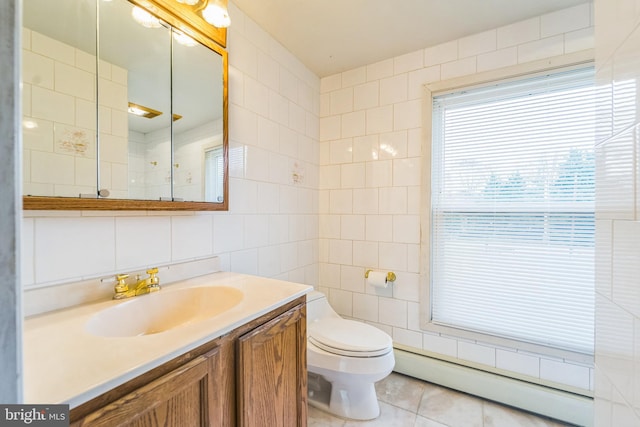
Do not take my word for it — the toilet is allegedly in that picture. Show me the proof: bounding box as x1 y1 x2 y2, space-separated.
306 291 395 420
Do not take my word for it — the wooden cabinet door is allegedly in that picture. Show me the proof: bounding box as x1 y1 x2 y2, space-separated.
72 347 222 427
237 304 307 427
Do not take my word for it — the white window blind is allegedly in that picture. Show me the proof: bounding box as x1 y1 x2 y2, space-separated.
431 67 595 355
204 146 224 202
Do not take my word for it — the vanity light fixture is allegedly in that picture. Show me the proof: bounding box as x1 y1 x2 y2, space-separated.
128 103 183 121
128 102 162 119
131 6 162 28
171 0 231 29
201 0 231 28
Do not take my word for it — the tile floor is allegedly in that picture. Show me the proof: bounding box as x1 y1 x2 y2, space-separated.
308 372 575 427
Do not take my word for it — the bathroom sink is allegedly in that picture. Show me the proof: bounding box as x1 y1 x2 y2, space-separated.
85 286 243 337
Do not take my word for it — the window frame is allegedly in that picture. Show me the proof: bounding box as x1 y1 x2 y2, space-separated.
203 144 225 203
419 51 595 364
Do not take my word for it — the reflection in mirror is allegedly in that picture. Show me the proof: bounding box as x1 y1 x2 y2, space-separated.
21 0 229 210
22 0 98 197
172 30 224 202
100 0 172 200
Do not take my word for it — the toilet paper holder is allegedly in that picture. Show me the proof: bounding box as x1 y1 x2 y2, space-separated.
364 269 396 283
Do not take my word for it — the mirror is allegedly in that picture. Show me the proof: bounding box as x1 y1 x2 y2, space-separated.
101 0 173 201
21 0 228 210
22 0 98 197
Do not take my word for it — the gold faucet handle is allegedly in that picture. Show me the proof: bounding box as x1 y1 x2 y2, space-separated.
115 274 129 293
146 267 160 289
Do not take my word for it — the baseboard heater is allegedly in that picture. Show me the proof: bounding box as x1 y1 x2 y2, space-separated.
393 347 593 427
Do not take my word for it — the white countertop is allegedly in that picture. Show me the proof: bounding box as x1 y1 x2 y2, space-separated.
23 272 311 407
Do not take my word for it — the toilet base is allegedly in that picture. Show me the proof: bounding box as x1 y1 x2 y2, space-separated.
308 372 381 420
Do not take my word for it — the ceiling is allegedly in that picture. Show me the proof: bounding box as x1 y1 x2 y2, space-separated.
231 0 591 77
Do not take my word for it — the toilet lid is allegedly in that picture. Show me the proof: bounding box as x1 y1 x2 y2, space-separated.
308 318 392 357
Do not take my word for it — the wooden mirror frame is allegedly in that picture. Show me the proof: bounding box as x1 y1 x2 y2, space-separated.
22 0 229 211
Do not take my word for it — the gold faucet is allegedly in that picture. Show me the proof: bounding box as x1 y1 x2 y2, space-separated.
113 267 161 299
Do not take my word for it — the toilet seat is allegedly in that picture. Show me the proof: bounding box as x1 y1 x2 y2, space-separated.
309 318 392 357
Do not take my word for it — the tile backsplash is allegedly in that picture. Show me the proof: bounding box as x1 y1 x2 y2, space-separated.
23 256 222 317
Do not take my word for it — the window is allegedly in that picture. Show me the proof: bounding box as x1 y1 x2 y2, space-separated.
204 146 224 202
430 67 595 355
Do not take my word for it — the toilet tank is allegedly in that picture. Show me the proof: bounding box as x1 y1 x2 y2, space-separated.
306 291 340 323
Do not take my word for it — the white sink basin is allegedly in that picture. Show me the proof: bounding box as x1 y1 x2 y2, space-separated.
85 286 243 337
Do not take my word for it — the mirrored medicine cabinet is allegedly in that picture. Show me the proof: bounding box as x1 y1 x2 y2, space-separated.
22 0 229 211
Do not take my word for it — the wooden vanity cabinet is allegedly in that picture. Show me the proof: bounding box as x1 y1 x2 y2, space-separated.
69 296 307 427
237 300 307 426
70 347 226 427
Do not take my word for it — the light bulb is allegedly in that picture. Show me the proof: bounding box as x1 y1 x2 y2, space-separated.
202 1 230 28
128 106 147 116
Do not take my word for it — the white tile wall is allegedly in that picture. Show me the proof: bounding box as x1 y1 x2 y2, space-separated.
55 62 94 100
541 4 591 38
495 349 540 378
378 296 407 328
459 30 497 58
33 217 116 284
477 48 518 73
171 215 214 261
497 18 540 49
423 331 458 358
367 59 394 82
393 327 422 348
595 0 640 421
22 50 54 89
394 51 423 75
596 130 635 219
319 3 595 393
441 56 477 80
31 86 74 125
517 35 564 64
115 216 172 269
458 341 496 367
22 28 126 198
540 358 591 390
31 31 75 65
230 249 258 275
424 40 458 67
352 292 378 322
